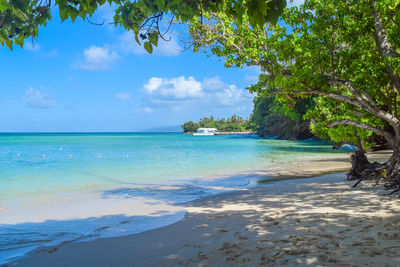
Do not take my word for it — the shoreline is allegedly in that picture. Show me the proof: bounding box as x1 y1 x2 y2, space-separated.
256 150 391 183
10 151 400 266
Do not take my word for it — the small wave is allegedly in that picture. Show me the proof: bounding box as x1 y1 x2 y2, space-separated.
0 211 185 265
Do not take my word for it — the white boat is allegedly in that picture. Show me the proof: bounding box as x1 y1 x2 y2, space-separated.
193 128 218 136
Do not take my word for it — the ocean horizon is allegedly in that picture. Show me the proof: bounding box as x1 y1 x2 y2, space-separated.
0 133 350 264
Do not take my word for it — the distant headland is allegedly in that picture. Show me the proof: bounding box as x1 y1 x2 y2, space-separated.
181 115 253 134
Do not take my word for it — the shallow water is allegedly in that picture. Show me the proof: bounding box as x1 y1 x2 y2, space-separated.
0 133 349 264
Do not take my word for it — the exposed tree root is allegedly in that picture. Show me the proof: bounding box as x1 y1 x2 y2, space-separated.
348 149 400 193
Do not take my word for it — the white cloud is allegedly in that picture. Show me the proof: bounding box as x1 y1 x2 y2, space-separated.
143 77 163 93
73 30 182 71
215 85 247 106
22 87 54 108
119 32 182 56
202 77 253 107
202 77 226 92
114 93 132 100
74 45 119 70
141 76 253 112
143 76 203 99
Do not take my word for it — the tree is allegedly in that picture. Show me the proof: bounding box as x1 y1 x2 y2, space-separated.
188 0 400 190
181 120 198 133
249 95 314 139
0 0 286 50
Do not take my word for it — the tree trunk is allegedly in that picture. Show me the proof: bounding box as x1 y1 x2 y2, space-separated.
381 145 400 192
347 135 378 180
350 135 400 192
347 148 374 180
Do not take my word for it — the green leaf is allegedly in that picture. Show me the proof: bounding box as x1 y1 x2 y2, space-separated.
0 0 10 12
154 0 165 9
132 25 139 36
10 6 27 21
59 8 68 21
148 31 158 47
70 10 79 22
5 39 13 50
14 36 24 47
144 41 153 54
135 34 141 45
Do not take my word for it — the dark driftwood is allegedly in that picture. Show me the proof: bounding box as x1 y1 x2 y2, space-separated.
352 175 368 188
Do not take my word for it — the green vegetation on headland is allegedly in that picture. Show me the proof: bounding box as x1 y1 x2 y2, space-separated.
249 95 314 140
182 115 251 133
181 98 313 139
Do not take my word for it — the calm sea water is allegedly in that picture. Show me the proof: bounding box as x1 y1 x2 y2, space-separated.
0 133 348 263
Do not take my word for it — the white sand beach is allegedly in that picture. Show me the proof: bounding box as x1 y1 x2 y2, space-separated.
10 152 400 267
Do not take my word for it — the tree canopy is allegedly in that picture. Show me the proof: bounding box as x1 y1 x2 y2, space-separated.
0 0 286 50
189 0 400 150
250 95 314 139
188 0 400 188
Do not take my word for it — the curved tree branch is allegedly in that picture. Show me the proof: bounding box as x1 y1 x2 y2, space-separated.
371 2 400 96
271 85 400 130
266 69 400 128
326 79 400 128
326 119 394 143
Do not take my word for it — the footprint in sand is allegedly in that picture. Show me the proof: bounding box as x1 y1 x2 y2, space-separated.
259 253 270 265
219 242 241 251
318 254 329 261
264 217 274 222
194 251 208 262
362 237 376 243
363 224 374 230
185 244 201 248
48 247 58 254
214 214 230 219
186 251 207 264
368 248 383 256
94 226 110 232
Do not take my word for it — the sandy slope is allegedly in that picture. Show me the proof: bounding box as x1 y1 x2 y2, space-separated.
10 170 400 267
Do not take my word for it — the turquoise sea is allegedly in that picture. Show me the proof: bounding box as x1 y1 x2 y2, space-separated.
0 133 350 264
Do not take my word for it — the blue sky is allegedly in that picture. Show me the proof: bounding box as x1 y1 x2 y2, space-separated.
0 5 262 132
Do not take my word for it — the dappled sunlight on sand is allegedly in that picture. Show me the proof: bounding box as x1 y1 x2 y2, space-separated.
172 173 400 265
